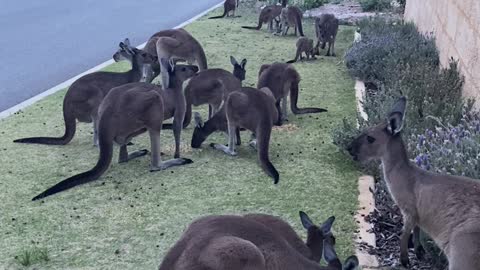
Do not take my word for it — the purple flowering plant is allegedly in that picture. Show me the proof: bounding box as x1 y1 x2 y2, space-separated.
409 110 480 179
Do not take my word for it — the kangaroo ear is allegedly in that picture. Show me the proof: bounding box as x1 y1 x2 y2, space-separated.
320 216 335 235
194 112 204 128
342 255 359 270
240 59 247 69
124 38 130 46
230 56 238 66
387 97 407 136
299 211 314 230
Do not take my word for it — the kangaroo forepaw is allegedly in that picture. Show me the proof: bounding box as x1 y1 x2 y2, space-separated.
210 143 237 156
400 254 410 268
415 245 425 260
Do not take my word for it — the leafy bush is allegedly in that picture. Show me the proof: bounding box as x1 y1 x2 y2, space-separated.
300 0 329 9
359 0 391 11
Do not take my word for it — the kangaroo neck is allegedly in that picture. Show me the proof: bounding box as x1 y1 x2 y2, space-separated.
381 135 410 176
128 58 143 82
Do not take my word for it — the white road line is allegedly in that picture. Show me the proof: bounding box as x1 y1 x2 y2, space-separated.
0 1 223 120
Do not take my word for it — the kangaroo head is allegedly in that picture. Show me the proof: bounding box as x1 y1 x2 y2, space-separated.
133 49 157 83
191 112 207 148
113 38 134 62
230 56 247 81
299 211 335 262
347 97 407 163
160 58 199 88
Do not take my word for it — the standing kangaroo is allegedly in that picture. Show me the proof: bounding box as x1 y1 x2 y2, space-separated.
241 5 282 33
157 213 359 270
348 97 480 269
278 6 304 36
31 60 198 201
257 63 327 125
14 41 156 146
141 28 207 88
314 14 339 57
211 87 279 183
209 0 239 19
183 56 247 125
286 37 318 63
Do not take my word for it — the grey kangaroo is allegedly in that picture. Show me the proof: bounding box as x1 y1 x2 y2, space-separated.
183 56 246 124
278 6 304 36
141 28 207 87
14 41 156 146
209 0 239 19
286 37 318 63
157 212 359 270
244 211 335 263
210 87 279 183
31 60 198 201
241 5 282 33
113 38 161 78
314 14 339 57
348 97 480 269
257 63 327 125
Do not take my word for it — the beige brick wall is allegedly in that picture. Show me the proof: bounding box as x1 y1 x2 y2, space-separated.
405 0 480 102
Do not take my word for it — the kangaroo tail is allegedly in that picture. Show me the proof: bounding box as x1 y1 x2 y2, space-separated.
241 18 263 30
14 103 76 145
32 130 113 201
208 6 228 19
286 51 300 63
256 123 279 184
290 81 327 114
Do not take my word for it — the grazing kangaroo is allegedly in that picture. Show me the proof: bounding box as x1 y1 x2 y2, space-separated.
241 5 282 33
31 60 198 201
211 87 279 183
182 56 247 126
314 14 339 57
209 0 239 19
14 41 156 147
278 6 304 36
348 97 480 269
158 213 359 270
244 211 335 262
257 63 327 125
286 37 318 63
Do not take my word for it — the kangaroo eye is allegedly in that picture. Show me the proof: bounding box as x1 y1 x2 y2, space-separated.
367 136 376 144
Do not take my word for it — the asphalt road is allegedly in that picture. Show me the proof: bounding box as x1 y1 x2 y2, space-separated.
0 0 222 112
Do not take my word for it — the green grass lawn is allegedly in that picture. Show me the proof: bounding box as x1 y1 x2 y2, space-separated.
0 3 359 269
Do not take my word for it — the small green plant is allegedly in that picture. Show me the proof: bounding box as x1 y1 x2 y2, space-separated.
359 0 391 11
15 247 50 267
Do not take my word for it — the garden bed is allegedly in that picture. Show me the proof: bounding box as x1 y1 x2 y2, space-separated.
0 2 359 269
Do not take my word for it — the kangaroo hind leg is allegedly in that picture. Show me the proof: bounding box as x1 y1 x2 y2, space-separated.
448 232 480 270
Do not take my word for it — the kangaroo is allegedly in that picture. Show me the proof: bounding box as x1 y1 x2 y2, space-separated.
286 37 318 63
209 0 239 19
158 213 359 270
257 63 327 125
182 56 246 125
347 97 480 269
151 29 207 88
31 60 198 201
314 14 339 57
113 38 161 78
241 5 282 33
244 211 334 263
14 41 156 147
278 6 304 36
210 87 279 183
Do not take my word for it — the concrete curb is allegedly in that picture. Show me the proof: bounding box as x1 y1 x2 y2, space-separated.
354 79 380 269
0 1 224 120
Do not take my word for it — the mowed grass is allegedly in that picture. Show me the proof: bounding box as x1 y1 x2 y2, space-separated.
0 4 359 270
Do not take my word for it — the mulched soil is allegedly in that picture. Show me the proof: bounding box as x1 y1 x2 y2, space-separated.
362 178 449 269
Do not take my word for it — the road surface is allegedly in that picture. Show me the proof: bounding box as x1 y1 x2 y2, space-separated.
0 0 222 112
